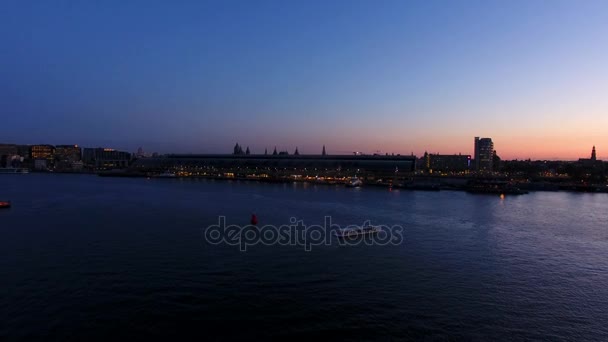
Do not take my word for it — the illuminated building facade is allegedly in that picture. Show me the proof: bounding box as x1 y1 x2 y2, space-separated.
474 137 494 171
53 145 82 170
31 145 55 161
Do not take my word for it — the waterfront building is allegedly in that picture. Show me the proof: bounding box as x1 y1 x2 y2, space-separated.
1 155 10 168
414 152 430 172
0 144 18 168
474 137 494 171
571 146 606 183
492 150 501 171
31 145 55 169
55 145 82 162
428 154 471 173
16 145 31 160
133 154 417 179
31 144 55 160
54 145 82 170
34 159 48 170
0 144 18 157
578 146 602 167
83 148 132 169
2 144 33 168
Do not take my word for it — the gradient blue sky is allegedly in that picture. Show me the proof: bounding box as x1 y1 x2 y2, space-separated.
1 0 607 159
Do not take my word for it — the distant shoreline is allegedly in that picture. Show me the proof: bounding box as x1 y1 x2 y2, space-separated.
5 170 606 194
93 171 608 194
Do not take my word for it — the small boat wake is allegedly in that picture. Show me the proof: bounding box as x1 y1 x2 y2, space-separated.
334 223 381 238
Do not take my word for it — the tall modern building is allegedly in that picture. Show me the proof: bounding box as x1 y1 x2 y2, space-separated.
474 137 494 171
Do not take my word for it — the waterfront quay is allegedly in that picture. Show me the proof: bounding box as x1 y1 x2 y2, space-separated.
132 154 416 181
106 154 608 194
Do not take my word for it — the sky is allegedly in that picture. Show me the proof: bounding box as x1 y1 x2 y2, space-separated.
1 0 607 160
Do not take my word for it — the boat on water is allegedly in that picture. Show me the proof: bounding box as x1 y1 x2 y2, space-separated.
0 168 29 174
157 171 177 178
335 225 381 238
346 177 363 187
0 201 11 209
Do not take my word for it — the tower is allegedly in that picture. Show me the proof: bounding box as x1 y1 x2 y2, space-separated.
474 137 494 171
591 146 597 161
322 145 326 156
233 143 244 155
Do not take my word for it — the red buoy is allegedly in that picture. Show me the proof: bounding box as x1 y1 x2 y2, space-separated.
250 214 258 225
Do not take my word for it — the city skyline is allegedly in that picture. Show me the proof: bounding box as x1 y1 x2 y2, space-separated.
0 138 603 162
1 1 607 160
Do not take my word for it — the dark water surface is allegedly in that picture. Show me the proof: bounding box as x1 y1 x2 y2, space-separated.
1 174 608 341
